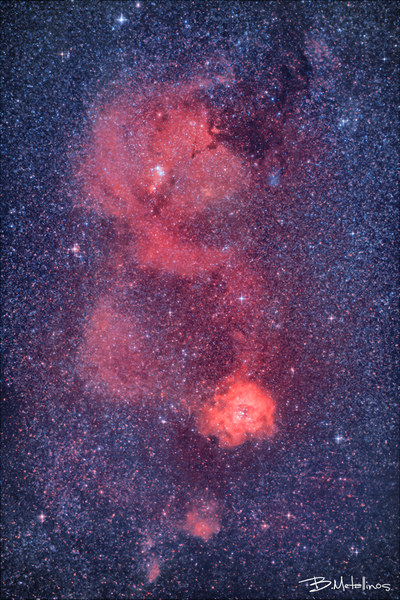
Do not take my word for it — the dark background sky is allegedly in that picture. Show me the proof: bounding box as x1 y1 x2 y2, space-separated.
2 2 398 599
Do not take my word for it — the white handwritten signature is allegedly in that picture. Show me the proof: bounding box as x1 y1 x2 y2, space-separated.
299 576 391 593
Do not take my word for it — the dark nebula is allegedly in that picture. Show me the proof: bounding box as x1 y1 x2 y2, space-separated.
2 2 398 599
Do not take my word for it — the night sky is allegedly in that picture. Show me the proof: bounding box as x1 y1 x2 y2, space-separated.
2 2 398 599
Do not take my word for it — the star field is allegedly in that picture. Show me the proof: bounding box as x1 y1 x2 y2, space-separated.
2 2 398 599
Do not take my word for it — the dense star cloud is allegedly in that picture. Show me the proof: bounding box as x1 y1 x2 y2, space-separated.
2 2 398 599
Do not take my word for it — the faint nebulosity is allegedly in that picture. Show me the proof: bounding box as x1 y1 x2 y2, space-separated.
2 2 398 599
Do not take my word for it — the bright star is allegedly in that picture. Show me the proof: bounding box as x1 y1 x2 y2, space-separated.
117 13 127 25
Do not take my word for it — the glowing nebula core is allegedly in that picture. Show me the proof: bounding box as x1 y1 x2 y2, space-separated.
198 377 276 448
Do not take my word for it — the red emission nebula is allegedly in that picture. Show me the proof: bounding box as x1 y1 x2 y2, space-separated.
78 80 281 539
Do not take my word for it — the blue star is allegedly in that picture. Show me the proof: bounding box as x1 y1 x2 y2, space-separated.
117 13 127 25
